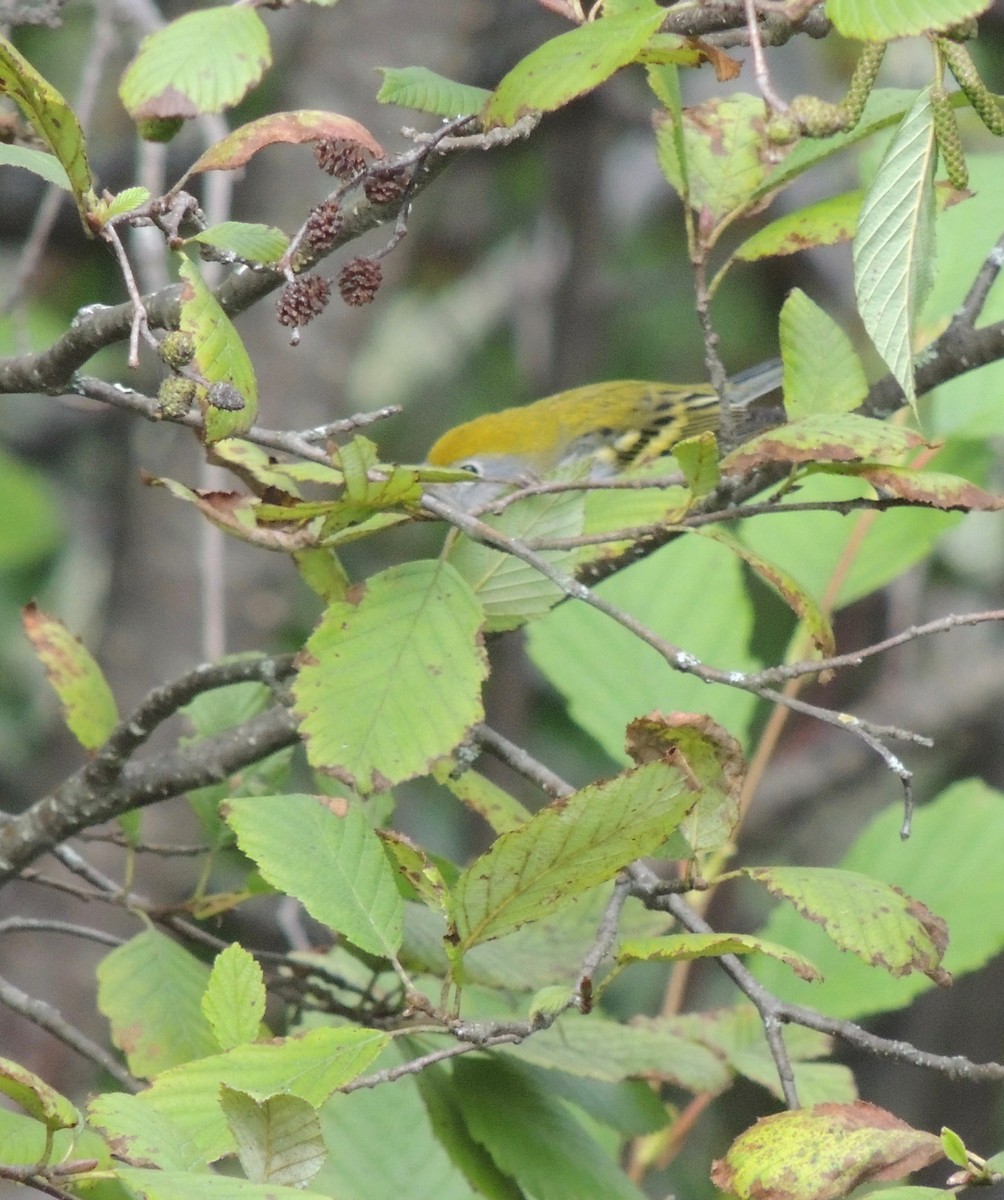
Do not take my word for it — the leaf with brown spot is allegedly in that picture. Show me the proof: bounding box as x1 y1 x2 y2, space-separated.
626 712 744 856
711 1100 944 1200
722 413 926 474
839 464 1004 512
743 866 950 984
182 111 383 181
22 602 118 751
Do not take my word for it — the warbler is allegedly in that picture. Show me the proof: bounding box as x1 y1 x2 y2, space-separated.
426 359 783 507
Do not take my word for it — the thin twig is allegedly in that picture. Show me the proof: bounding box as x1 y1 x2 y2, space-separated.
0 972 139 1091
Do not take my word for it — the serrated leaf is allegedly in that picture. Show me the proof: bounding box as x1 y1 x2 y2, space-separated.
117 1167 331 1200
21 602 118 750
671 1005 856 1106
625 712 743 858
433 762 532 835
744 866 949 983
191 222 289 264
293 560 486 793
97 930 218 1079
413 1061 526 1200
826 0 992 40
737 190 863 261
853 87 938 410
837 464 1003 511
220 1088 325 1187
655 92 770 224
226 795 404 958
183 111 382 180
483 0 666 128
620 931 821 979
377 66 491 117
753 781 1004 1019
452 760 696 950
0 142 71 189
711 1101 943 1200
0 1058 78 1130
453 1056 649 1200
178 258 258 441
89 1092 192 1172
0 36 94 222
735 182 967 265
136 1027 388 1167
506 1013 729 1094
447 491 585 631
119 7 271 122
779 289 869 417
721 412 924 474
318 1047 490 1200
202 945 267 1051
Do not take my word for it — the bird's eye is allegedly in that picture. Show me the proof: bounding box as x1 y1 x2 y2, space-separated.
457 460 483 477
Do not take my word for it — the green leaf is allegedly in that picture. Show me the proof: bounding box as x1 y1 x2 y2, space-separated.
0 142 71 189
117 1167 331 1200
655 92 770 224
376 66 491 117
89 1092 192 1172
744 866 948 982
528 533 764 759
779 289 870 417
940 1126 970 1169
220 1088 325 1188
119 7 271 122
505 1011 730 1093
137 1027 388 1166
673 431 720 497
226 795 404 959
754 780 1004 1019
736 190 863 261
201 945 267 1051
315 1047 487 1200
0 36 94 221
0 1108 50 1166
293 560 486 793
826 0 993 40
452 759 696 950
737 469 959 610
21 603 118 750
710 1100 943 1200
97 930 218 1078
414 1061 531 1199
693 528 835 657
617 932 821 981
447 491 585 631
853 87 937 410
452 1056 649 1200
190 222 290 264
0 1058 78 1130
671 1005 856 1106
433 763 532 835
483 0 666 128
178 258 259 441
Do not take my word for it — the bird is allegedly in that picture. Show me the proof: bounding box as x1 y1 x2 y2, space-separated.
425 359 783 508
